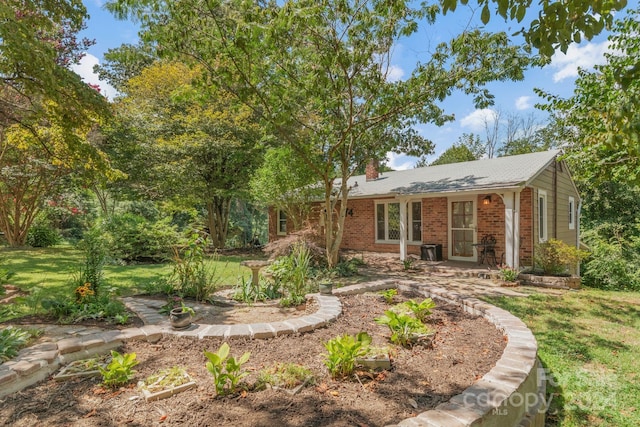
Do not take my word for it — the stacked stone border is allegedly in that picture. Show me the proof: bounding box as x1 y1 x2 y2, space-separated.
333 279 545 427
0 279 545 427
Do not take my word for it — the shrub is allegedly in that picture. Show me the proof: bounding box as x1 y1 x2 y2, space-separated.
26 222 60 247
534 239 589 275
100 213 179 263
581 228 640 291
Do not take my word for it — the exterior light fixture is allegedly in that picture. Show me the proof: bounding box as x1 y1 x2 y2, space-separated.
483 195 492 205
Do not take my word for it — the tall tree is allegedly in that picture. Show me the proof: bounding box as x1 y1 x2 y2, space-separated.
538 8 640 185
441 0 628 57
420 133 484 166
251 146 322 231
1 0 110 155
0 125 72 246
109 0 531 266
115 61 264 247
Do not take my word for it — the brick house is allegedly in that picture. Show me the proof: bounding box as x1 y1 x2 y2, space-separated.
269 150 581 269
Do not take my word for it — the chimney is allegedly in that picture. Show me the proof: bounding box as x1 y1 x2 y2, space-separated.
365 159 379 181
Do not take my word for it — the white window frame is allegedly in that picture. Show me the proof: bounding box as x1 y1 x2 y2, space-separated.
409 201 422 243
277 209 287 236
568 196 575 230
538 190 548 242
375 200 422 244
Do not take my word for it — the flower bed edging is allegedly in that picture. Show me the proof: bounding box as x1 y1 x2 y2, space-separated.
334 280 546 427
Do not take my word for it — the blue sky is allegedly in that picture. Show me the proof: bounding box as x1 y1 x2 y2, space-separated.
74 1 614 169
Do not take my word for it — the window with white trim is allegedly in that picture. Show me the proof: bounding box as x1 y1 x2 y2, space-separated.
375 201 422 243
277 210 287 236
568 196 575 230
538 190 548 242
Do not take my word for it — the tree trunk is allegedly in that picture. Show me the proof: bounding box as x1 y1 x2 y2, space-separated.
323 176 350 268
206 196 232 249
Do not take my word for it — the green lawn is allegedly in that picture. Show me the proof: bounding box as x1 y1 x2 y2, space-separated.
485 289 640 427
1 245 251 298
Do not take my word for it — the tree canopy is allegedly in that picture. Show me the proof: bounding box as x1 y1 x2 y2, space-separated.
538 7 640 185
441 0 628 57
107 0 534 265
112 61 264 247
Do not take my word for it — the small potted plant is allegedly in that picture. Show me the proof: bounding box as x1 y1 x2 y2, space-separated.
169 302 195 330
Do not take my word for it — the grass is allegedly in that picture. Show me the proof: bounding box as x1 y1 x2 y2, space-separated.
485 289 640 427
0 245 251 320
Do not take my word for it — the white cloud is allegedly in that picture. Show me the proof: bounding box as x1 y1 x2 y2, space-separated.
386 152 415 171
71 53 117 100
460 108 496 131
515 96 531 111
550 41 610 82
386 65 405 82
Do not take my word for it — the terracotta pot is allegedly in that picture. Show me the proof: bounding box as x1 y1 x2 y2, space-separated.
169 308 193 330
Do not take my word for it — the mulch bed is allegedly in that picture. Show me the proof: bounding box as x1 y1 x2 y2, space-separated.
0 291 506 427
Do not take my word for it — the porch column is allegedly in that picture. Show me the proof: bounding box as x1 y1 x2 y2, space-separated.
399 199 407 261
502 191 520 269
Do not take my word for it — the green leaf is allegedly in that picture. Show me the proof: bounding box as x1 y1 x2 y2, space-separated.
481 4 490 24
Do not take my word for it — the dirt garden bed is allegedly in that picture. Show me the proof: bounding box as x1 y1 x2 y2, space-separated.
0 291 506 426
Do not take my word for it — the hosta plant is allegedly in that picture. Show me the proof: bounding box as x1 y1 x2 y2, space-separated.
323 332 372 379
204 342 251 396
375 310 431 347
403 298 436 322
98 350 138 388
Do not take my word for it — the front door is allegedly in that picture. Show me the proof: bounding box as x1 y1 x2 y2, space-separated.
449 198 477 262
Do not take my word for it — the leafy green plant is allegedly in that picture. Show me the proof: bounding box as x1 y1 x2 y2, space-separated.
98 350 139 388
169 233 222 301
0 255 16 287
375 310 430 347
323 332 372 379
266 241 313 305
498 264 520 282
101 213 179 263
257 363 314 390
402 258 414 270
73 227 107 297
534 238 589 275
175 301 195 316
204 342 251 396
113 313 130 325
14 286 44 315
403 298 436 322
0 327 42 361
26 222 61 248
379 288 397 304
